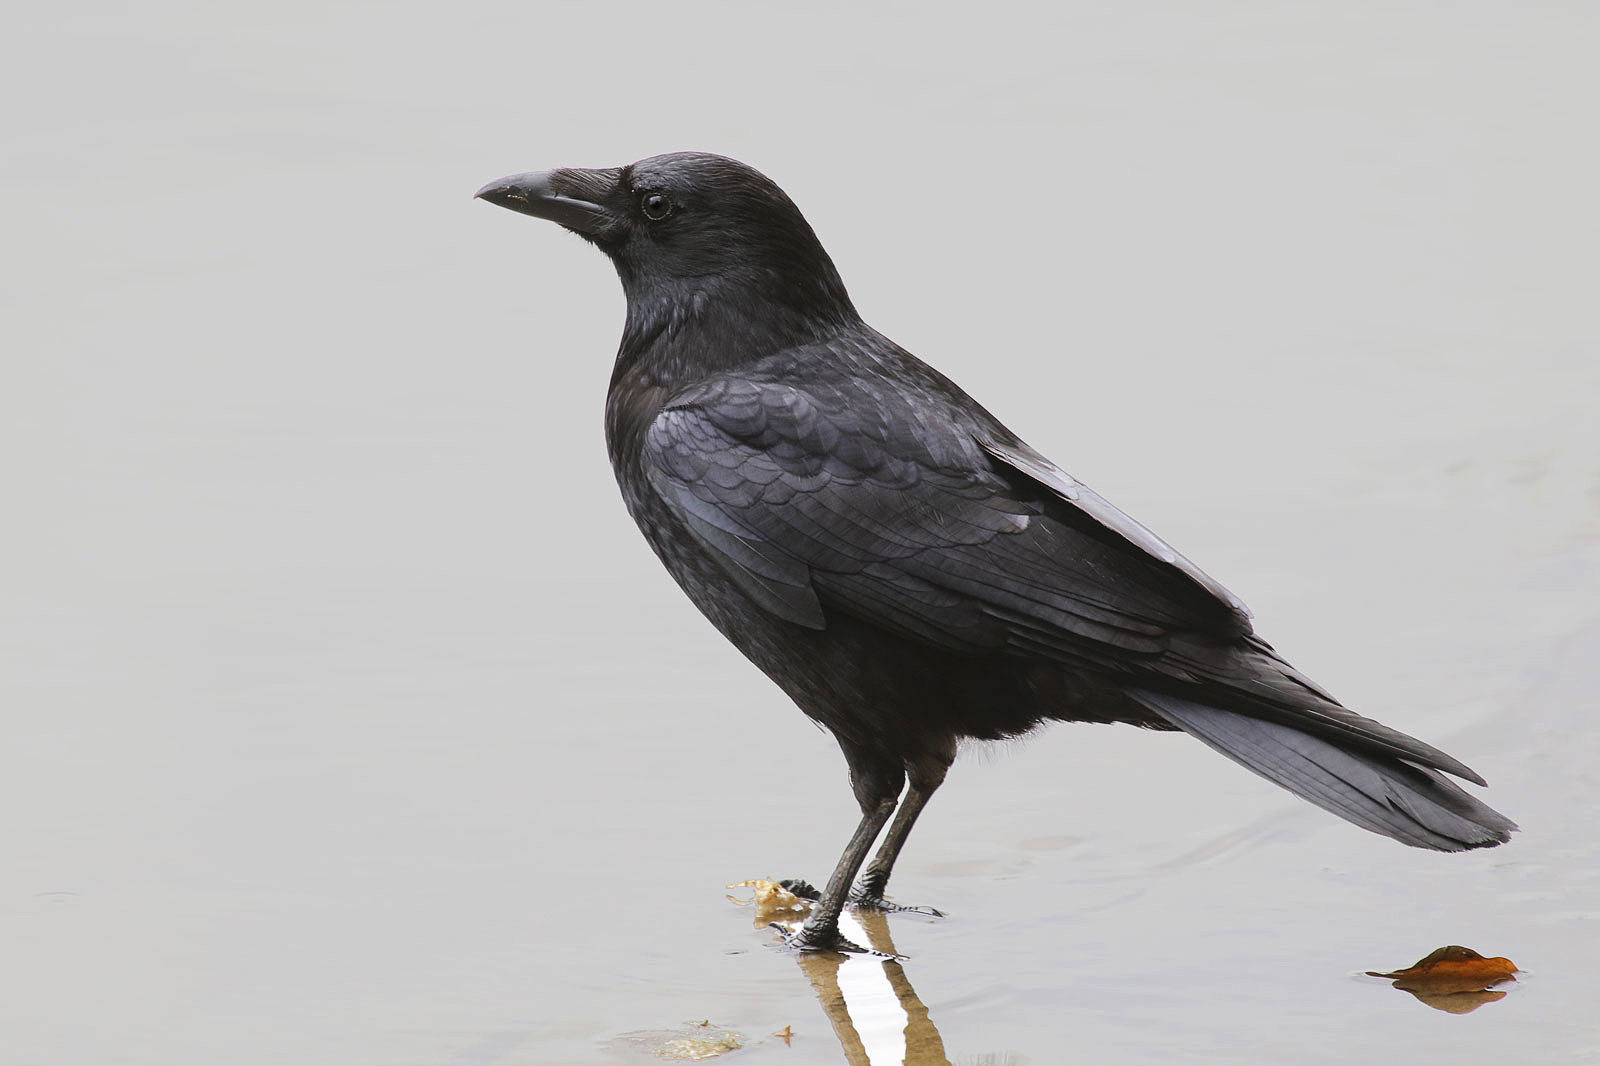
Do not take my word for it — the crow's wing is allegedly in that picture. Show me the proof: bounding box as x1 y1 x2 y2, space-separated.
644 376 1251 658
643 374 1507 827
978 437 1250 618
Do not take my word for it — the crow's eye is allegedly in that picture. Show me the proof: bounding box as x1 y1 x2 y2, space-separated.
640 192 674 221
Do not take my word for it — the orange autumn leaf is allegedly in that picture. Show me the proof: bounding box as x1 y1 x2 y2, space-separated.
1366 945 1518 983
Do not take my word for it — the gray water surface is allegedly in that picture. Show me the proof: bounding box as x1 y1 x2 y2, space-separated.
5 3 1598 1064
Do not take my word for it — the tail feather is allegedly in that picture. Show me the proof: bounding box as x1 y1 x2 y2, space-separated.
1130 689 1517 851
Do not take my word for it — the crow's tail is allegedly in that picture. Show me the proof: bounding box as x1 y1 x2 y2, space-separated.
1129 689 1517 851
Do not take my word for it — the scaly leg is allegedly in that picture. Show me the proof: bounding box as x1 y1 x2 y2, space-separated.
850 754 950 914
782 795 899 952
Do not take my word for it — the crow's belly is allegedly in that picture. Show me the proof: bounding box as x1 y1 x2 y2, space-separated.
631 497 1163 764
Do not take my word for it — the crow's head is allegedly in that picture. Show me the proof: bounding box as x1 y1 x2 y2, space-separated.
476 152 856 327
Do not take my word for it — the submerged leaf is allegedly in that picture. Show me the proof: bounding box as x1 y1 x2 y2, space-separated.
655 1032 743 1061
613 1022 745 1061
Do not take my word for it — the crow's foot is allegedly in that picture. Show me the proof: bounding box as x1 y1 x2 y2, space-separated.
776 878 822 902
848 887 945 917
772 919 904 957
844 883 940 915
771 920 866 954
770 879 907 954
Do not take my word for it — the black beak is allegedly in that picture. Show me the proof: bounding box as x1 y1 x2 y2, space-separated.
474 168 621 237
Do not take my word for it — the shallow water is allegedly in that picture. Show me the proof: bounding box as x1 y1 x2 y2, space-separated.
6 3 1599 1064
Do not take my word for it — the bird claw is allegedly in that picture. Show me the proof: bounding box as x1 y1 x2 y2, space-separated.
771 920 899 957
779 877 944 916
767 878 924 953
848 890 946 918
777 878 822 902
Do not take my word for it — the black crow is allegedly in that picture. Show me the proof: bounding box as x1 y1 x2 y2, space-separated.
476 152 1515 952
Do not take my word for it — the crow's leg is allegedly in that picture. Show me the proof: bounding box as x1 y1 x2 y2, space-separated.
781 796 898 952
781 748 904 953
851 750 951 914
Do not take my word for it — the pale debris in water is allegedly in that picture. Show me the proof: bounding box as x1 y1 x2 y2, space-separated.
726 879 810 915
655 1028 743 1061
613 1021 745 1061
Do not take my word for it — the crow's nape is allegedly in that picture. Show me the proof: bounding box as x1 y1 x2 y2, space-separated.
1130 690 1517 851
